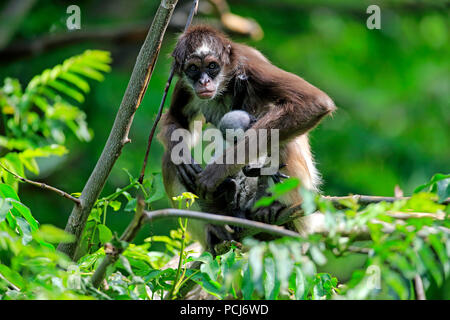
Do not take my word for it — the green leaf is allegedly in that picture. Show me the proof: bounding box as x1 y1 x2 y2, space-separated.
263 256 280 299
0 264 24 290
125 198 137 212
294 266 306 300
428 234 449 277
418 241 443 286
147 173 165 204
119 256 134 276
19 156 39 175
300 187 316 215
254 196 275 208
70 65 105 82
310 245 327 266
0 137 33 151
97 224 113 244
254 178 300 209
190 272 222 298
15 216 32 244
0 153 24 190
384 270 408 300
48 80 84 103
414 174 450 203
20 145 68 158
88 208 102 223
436 178 449 203
241 265 254 300
109 200 121 211
59 72 90 93
33 224 75 244
249 244 265 285
270 177 300 194
10 199 39 231
0 183 20 201
0 197 13 222
199 252 220 281
269 242 293 290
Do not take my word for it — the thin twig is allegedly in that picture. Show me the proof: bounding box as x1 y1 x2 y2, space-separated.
271 194 448 229
322 195 450 206
91 206 300 288
414 274 426 300
0 163 81 205
90 203 450 288
138 0 199 184
138 68 174 184
143 209 301 238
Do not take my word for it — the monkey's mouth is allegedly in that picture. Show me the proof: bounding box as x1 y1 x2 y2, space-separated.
197 89 215 99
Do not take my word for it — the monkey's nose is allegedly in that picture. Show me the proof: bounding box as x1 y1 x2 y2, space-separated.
199 78 210 86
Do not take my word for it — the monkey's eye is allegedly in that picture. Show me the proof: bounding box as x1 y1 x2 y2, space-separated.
187 64 199 72
208 62 218 69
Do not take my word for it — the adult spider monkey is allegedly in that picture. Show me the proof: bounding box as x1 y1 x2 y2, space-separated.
158 25 336 251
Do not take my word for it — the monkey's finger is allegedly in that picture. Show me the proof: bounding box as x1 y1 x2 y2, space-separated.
183 156 203 174
181 163 198 180
271 174 281 184
195 177 207 200
177 165 197 193
277 172 289 179
190 161 203 174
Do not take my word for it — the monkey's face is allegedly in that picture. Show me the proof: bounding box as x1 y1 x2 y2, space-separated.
183 55 222 99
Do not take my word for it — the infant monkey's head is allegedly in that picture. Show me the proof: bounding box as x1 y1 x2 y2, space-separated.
218 110 255 143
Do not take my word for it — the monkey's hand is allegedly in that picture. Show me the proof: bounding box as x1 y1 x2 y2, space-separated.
196 163 235 200
250 201 287 225
176 159 203 194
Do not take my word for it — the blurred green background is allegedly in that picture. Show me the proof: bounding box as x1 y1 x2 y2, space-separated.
0 0 448 242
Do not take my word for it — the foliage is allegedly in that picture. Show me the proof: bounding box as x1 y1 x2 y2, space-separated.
0 50 448 301
0 50 111 253
0 0 448 300
0 49 111 191
3 172 448 299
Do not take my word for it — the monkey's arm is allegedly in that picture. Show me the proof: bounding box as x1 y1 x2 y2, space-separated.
159 81 203 192
197 72 336 198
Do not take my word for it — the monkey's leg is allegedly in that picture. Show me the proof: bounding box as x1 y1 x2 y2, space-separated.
162 152 211 248
163 151 242 252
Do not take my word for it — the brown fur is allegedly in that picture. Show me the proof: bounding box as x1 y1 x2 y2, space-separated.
159 25 336 243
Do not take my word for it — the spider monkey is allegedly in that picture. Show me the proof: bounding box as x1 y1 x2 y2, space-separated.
158 25 336 252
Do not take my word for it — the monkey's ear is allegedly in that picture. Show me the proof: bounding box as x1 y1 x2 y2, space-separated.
226 43 231 55
222 43 232 65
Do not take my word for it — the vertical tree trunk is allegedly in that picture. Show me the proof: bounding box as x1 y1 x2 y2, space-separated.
57 0 179 260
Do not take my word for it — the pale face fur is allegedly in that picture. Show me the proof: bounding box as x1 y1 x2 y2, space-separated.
182 42 230 100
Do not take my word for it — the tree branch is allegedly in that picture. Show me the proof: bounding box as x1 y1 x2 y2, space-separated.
91 204 300 288
322 195 449 206
0 0 36 50
0 163 81 205
237 194 448 239
89 195 449 288
138 0 199 184
143 209 301 238
91 197 146 288
58 0 180 260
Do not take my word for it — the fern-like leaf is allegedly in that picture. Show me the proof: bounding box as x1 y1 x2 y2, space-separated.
25 50 111 107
